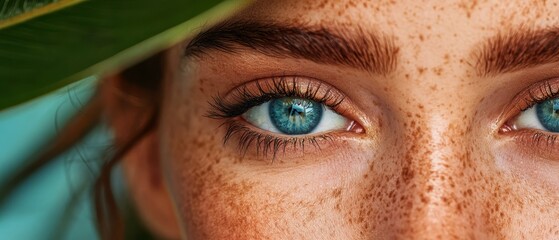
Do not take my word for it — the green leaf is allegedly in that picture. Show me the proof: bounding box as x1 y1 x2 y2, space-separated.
0 0 83 27
0 0 249 110
0 0 58 21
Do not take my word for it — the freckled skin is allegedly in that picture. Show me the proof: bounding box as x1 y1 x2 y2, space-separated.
117 0 559 239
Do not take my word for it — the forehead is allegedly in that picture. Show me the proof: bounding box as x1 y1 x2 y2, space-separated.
240 0 559 46
230 0 559 79
243 0 557 27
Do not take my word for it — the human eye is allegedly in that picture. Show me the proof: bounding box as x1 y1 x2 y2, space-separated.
242 97 349 135
502 79 559 158
206 76 363 158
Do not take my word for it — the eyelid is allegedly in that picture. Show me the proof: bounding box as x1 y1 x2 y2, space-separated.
207 76 357 121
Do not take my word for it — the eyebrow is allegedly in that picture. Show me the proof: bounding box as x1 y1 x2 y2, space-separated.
184 20 398 75
476 27 559 76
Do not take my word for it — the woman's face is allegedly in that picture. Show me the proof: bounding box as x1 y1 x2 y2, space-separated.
148 0 559 238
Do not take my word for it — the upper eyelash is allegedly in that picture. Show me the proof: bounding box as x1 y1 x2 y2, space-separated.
206 76 345 119
520 81 559 111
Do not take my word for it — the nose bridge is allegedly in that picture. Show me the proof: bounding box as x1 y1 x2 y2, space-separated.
385 102 480 237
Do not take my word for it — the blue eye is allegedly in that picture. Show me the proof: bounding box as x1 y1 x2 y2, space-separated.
269 98 323 134
514 97 559 132
242 97 350 135
535 98 559 132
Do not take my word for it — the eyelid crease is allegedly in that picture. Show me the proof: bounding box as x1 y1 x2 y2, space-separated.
205 76 346 119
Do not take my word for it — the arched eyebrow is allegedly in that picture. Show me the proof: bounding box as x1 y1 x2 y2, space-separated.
475 27 559 76
183 20 398 75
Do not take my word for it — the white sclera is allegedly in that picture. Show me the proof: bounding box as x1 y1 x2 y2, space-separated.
242 100 350 135
514 105 546 130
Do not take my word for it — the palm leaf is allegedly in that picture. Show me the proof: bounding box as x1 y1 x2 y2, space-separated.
0 0 250 110
0 0 80 24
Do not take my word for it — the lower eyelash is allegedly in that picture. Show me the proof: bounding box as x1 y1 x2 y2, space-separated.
222 119 334 160
529 131 559 147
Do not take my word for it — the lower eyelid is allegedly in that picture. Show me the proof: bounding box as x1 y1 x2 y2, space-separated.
221 119 341 160
503 129 559 161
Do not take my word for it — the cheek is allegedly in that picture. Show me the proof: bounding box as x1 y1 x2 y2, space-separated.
489 149 559 236
159 88 356 238
161 131 360 239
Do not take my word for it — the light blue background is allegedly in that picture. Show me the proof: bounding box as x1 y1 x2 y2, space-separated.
0 77 111 240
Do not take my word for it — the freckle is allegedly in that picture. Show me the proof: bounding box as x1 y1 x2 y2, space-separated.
410 120 416 128
420 195 429 204
332 188 342 198
432 67 443 76
456 203 463 213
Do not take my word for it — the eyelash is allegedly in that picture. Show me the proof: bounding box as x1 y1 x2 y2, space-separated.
206 76 346 159
518 81 559 112
207 76 345 118
219 119 334 159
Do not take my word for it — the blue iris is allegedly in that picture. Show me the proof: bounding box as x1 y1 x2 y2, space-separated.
536 98 559 132
269 97 323 135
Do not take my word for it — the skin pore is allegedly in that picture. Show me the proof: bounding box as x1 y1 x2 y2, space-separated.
104 0 559 239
